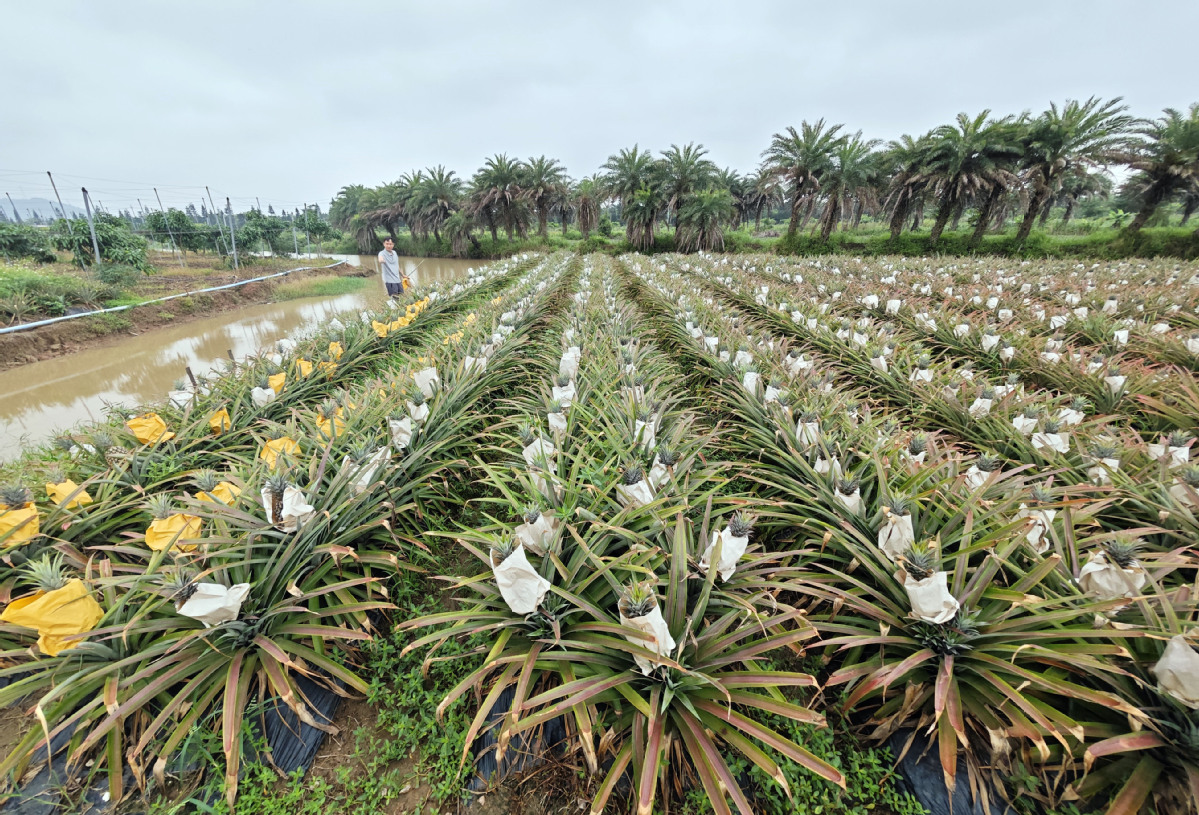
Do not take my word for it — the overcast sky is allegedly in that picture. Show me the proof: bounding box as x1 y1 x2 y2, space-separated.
2 0 1196 216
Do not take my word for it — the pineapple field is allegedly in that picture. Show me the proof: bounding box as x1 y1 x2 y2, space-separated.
1 251 1199 815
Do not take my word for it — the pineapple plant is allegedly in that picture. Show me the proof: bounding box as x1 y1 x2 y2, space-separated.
1 484 32 509
546 399 564 416
555 373 572 388
980 386 997 401
146 494 175 521
654 444 680 468
1030 485 1054 506
1167 431 1192 448
193 469 221 494
618 582 657 619
1070 396 1090 413
908 435 928 457
518 422 537 448
161 568 197 603
916 353 932 370
886 496 913 516
621 461 646 486
1178 466 1199 489
21 552 69 593
346 439 380 464
263 472 290 526
489 534 519 567
409 386 427 407
521 503 542 525
900 541 938 581
1100 537 1142 570
976 453 1001 473
1090 441 1120 460
836 477 860 497
1042 417 1064 435
727 511 755 538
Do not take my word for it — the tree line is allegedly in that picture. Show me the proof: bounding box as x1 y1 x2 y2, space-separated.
329 98 1199 254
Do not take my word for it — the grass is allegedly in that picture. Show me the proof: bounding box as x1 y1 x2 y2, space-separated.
271 275 369 301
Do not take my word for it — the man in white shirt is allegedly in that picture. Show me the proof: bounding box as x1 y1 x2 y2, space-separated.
377 238 410 296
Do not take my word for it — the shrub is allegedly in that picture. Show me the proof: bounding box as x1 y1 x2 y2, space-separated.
96 263 143 289
0 223 56 262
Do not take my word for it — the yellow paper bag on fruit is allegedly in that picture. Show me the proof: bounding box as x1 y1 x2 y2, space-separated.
197 481 241 505
45 480 93 509
127 413 175 444
268 373 287 394
328 341 343 360
296 358 314 378
317 415 346 440
372 320 390 339
1 579 104 656
208 408 231 436
260 437 300 469
0 503 40 547
318 361 337 378
146 513 202 552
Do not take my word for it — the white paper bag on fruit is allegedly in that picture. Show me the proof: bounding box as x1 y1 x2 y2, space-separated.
343 446 391 494
900 569 960 624
635 420 656 452
1148 442 1189 469
523 437 557 469
1032 432 1069 454
981 334 1000 353
877 509 915 561
551 381 576 408
620 606 676 675
1088 457 1120 486
413 367 440 399
1017 504 1056 554
261 485 314 532
617 478 655 509
251 386 276 407
389 417 413 450
699 526 749 582
176 583 252 628
835 487 862 515
1012 415 1038 435
407 400 430 425
1058 407 1084 426
493 544 551 614
969 397 992 418
547 411 568 440
1078 551 1146 602
1153 636 1199 709
515 513 559 556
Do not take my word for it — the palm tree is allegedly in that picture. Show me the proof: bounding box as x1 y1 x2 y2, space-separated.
574 177 602 240
443 210 476 258
470 154 526 241
745 168 783 233
676 189 735 252
761 120 846 238
817 135 881 241
713 167 749 229
1119 104 1199 234
1014 97 1134 242
329 184 383 252
658 143 717 226
921 111 1024 244
623 185 665 251
408 166 463 244
523 156 568 239
601 145 656 210
1055 168 1112 226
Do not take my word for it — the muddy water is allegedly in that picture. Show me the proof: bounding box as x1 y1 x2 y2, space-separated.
0 256 476 461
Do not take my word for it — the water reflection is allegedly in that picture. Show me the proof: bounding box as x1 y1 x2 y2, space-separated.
0 256 476 460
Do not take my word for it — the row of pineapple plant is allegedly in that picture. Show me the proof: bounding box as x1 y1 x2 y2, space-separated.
401 256 859 815
626 253 1199 815
0 254 575 806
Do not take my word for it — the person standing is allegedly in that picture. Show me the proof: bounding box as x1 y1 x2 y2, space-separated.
377 238 411 297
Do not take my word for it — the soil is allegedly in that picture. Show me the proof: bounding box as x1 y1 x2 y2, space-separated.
0 260 366 369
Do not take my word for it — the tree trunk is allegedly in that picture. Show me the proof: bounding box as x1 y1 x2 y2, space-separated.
1038 196 1054 226
754 203 763 233
433 227 441 244
1061 198 1076 226
1016 188 1049 242
928 199 954 243
819 194 840 241
538 206 548 239
561 213 568 236
1180 196 1197 226
888 197 908 240
786 179 802 237
799 195 817 230
968 187 1002 249
852 200 864 230
950 201 965 232
1126 179 1173 234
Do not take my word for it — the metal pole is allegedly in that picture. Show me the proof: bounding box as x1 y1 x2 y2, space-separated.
206 186 228 256
302 203 311 257
81 187 102 266
256 196 262 214
154 188 186 267
291 214 299 256
5 193 23 224
226 197 239 271
47 172 74 236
